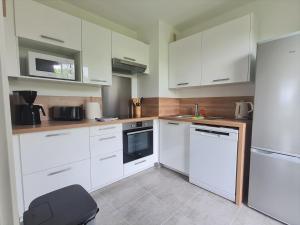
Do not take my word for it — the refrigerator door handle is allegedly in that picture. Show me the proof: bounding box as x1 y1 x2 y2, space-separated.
252 148 300 163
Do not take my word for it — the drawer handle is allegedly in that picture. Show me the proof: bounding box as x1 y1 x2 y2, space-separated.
99 136 116 141
135 160 146 165
45 132 70 138
40 35 65 43
100 154 117 161
47 167 72 176
98 127 116 131
123 57 136 62
168 122 179 125
90 79 107 83
177 82 189 86
212 78 230 82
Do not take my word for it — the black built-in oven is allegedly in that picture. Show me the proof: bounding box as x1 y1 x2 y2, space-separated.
123 121 153 164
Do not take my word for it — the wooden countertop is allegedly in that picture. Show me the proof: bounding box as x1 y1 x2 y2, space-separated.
160 116 250 129
12 116 251 135
12 117 158 134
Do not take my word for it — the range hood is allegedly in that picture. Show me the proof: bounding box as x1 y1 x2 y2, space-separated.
112 58 147 74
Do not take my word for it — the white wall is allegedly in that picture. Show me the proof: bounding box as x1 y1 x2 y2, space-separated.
138 23 160 97
0 4 18 224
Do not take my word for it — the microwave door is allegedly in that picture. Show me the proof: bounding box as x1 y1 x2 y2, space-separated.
28 51 75 80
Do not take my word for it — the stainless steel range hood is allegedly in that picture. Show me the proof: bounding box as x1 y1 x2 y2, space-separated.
112 58 147 74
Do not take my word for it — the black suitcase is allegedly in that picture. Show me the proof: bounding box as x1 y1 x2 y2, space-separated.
23 185 99 225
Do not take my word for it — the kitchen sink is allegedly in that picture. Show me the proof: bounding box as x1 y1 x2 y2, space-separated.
173 115 194 118
170 115 224 120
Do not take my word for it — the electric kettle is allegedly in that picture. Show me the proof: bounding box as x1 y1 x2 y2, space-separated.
235 101 254 119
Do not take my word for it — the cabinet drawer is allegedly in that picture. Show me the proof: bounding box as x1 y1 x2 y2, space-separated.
124 155 154 176
91 151 123 189
23 159 91 209
20 128 89 175
90 132 122 157
90 124 122 137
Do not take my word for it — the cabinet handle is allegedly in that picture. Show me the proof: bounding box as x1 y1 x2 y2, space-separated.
126 129 153 136
177 82 189 86
47 167 71 176
45 132 70 138
98 127 116 131
100 154 117 161
168 122 179 125
212 78 230 82
90 79 107 83
99 136 116 141
40 35 65 43
135 160 146 165
123 57 136 62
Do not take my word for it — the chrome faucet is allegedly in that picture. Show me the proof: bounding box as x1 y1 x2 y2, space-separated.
194 104 199 117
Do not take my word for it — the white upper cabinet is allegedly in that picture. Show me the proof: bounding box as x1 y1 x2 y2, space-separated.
169 32 202 88
201 14 253 85
112 32 149 73
82 21 112 85
14 0 81 51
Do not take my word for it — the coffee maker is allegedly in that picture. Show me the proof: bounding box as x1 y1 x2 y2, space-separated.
14 91 46 125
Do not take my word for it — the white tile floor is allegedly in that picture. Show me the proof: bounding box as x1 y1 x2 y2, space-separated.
91 167 283 225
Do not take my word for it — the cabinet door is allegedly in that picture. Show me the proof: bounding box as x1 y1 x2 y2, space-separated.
23 159 91 209
159 120 190 174
169 32 202 88
91 151 123 189
14 0 81 51
4 0 20 77
201 15 251 85
82 21 112 85
112 32 149 73
20 128 90 175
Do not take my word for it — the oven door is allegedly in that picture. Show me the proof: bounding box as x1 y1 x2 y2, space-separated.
123 127 153 163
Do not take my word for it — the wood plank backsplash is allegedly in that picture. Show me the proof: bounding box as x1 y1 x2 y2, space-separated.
10 95 102 122
141 96 254 118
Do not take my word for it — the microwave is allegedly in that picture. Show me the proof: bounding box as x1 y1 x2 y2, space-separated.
28 51 75 81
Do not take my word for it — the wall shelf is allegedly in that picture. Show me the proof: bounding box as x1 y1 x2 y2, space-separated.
8 75 102 87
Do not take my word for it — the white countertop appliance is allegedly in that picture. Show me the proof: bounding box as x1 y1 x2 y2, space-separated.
189 124 238 202
248 33 300 225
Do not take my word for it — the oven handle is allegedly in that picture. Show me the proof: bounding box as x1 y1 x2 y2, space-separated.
126 128 153 136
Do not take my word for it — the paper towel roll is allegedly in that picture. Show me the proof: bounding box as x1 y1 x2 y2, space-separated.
86 102 101 120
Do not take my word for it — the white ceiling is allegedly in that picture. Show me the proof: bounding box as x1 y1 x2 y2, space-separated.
62 0 256 31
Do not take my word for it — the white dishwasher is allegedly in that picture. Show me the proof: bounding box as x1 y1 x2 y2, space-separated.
189 124 238 201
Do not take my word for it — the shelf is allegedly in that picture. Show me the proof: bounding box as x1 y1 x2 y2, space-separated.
8 75 102 87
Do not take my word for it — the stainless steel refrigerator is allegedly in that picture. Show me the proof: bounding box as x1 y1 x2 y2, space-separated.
248 33 300 225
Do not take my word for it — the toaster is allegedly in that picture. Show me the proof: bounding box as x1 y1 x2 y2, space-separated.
51 106 84 121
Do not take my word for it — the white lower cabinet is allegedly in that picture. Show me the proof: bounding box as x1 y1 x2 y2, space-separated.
91 151 123 189
23 159 91 209
159 120 191 174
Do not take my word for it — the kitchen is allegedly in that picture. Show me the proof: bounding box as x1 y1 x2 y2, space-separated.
0 0 299 225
